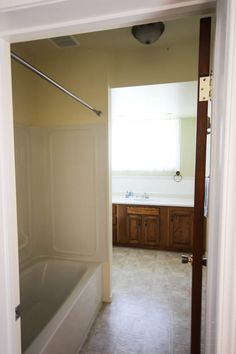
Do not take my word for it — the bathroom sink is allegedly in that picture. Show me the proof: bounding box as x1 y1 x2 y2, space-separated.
132 197 152 201
128 196 156 203
112 195 194 207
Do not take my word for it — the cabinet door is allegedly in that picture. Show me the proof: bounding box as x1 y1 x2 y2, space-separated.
169 208 193 251
112 204 117 243
117 204 129 244
143 216 160 246
127 215 142 244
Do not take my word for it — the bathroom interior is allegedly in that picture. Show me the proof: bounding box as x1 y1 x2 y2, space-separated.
11 14 212 354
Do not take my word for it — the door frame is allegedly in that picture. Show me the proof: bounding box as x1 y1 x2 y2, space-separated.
0 0 236 353
205 0 236 352
0 39 21 354
191 17 211 353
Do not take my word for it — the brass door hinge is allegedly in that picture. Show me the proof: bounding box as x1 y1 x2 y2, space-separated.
199 75 212 101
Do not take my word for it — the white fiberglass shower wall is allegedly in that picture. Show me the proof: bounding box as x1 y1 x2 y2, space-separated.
14 123 108 265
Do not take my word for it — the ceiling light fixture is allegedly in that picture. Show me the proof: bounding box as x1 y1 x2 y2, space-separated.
131 22 165 45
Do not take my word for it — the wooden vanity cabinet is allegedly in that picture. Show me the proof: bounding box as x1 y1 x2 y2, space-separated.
126 206 160 247
127 214 142 244
169 207 194 251
113 203 193 252
143 215 160 246
116 204 129 244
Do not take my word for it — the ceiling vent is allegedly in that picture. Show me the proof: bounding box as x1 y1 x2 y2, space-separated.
49 35 80 49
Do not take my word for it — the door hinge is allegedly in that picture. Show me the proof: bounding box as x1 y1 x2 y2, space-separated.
15 304 21 320
199 75 213 101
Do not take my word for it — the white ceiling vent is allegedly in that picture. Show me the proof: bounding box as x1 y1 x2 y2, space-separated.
49 36 80 49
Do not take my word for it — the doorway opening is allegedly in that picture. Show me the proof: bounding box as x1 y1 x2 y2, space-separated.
11 14 212 354
108 81 197 354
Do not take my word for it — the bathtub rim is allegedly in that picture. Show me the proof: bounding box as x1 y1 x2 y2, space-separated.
19 254 101 272
21 257 102 354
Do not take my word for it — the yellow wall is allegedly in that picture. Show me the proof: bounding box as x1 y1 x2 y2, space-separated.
11 46 39 125
110 41 198 88
32 49 111 125
11 38 198 175
11 45 111 126
12 40 198 124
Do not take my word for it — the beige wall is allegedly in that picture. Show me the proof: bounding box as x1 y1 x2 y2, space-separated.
32 49 111 125
110 41 198 88
11 46 39 125
11 45 111 126
11 38 197 176
12 39 198 124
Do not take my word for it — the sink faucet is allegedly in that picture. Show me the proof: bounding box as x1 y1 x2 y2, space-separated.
125 191 133 198
142 192 149 199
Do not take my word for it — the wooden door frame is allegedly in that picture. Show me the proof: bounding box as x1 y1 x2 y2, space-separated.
1 1 236 353
192 17 211 354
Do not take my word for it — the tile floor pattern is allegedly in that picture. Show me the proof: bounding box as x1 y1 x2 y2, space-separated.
79 247 206 354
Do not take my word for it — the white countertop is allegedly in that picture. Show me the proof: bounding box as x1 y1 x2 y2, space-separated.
112 195 194 207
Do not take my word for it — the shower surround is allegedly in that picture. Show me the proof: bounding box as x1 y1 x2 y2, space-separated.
14 122 108 352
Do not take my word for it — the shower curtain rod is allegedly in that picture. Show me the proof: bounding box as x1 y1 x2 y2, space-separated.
11 52 102 117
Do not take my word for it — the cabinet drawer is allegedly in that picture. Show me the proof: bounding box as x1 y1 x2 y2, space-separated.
127 206 159 216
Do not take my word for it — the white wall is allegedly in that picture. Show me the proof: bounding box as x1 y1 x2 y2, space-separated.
14 123 108 265
14 124 32 262
112 175 194 197
48 124 107 261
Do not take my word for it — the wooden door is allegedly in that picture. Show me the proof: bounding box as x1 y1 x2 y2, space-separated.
143 215 160 246
169 208 193 251
191 17 211 354
127 214 142 244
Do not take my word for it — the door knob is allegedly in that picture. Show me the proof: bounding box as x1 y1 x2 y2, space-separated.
181 254 193 264
181 255 207 266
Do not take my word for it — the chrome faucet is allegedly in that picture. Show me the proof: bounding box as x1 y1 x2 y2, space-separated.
125 191 133 198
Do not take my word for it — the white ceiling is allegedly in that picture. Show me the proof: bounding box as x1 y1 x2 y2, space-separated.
73 16 200 51
13 16 201 56
0 0 66 12
0 0 215 42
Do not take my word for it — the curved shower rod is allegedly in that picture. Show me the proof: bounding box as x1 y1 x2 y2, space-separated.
11 52 102 117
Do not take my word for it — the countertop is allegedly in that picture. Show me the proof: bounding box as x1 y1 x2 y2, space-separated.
112 195 194 208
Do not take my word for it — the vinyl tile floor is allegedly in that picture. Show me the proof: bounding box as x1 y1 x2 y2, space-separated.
79 247 206 354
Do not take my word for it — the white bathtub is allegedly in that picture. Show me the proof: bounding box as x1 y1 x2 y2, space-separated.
20 258 102 354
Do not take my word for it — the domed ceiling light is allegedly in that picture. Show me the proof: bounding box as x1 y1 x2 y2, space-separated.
131 22 165 45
